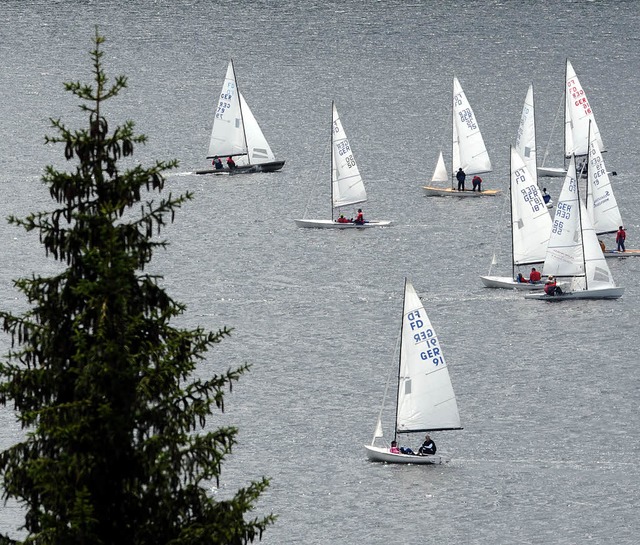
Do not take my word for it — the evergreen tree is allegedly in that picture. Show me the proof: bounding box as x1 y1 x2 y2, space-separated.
0 30 273 545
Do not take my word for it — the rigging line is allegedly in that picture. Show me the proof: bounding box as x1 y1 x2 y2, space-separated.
487 184 509 275
371 322 402 446
541 90 564 167
301 142 329 219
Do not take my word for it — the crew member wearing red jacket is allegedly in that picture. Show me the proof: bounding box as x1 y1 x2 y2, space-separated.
616 226 626 252
544 275 561 296
529 267 542 283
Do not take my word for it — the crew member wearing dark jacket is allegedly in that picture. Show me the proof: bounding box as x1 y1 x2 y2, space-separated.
418 434 436 455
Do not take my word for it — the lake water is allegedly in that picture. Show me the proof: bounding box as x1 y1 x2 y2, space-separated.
1 1 639 543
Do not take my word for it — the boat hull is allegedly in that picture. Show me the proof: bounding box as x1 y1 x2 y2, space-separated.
364 445 446 465
480 276 545 290
603 249 640 258
195 160 285 175
524 287 625 300
537 166 566 178
294 219 392 229
423 186 500 197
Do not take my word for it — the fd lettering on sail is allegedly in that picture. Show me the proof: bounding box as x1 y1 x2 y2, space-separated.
407 309 423 329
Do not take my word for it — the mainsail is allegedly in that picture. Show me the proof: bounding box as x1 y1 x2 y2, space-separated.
565 59 604 157
542 157 615 291
396 280 461 433
206 60 248 159
515 84 538 186
586 135 622 235
510 147 552 266
452 76 492 175
331 102 367 209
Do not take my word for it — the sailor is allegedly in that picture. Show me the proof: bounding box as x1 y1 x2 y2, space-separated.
544 275 561 296
418 434 437 455
456 168 466 191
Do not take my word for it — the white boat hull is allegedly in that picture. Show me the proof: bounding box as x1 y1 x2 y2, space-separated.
480 276 545 290
195 160 285 175
524 287 624 300
603 249 640 258
422 186 500 197
537 166 566 177
294 219 392 229
364 445 446 465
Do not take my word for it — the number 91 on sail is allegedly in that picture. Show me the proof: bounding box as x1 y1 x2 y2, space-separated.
407 313 444 366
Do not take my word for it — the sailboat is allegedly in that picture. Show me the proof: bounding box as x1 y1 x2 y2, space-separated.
365 279 462 465
294 102 392 229
423 77 499 197
584 130 638 257
525 156 624 300
515 84 552 208
195 59 284 175
480 147 552 290
538 59 604 179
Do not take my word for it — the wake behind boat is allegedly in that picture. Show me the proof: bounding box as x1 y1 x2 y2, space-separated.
365 279 462 465
423 77 499 197
294 102 391 229
195 59 284 176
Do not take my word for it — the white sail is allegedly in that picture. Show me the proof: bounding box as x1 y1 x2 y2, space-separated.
570 198 616 291
542 159 585 278
565 59 604 157
452 106 461 182
452 77 492 175
332 102 367 209
396 280 461 433
586 136 622 235
563 84 574 161
515 84 538 186
511 148 552 265
430 151 448 183
206 60 248 159
543 157 616 291
234 93 276 167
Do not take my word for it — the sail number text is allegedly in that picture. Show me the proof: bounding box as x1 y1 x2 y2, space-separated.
407 310 445 367
567 79 593 116
552 203 572 235
216 87 235 119
336 140 356 168
514 168 544 212
457 108 477 131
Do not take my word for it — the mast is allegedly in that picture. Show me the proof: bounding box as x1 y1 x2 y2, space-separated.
531 83 540 190
392 278 408 443
330 101 335 222
563 58 568 170
509 147 516 280
230 58 250 164
451 78 455 189
574 154 589 291
585 120 591 209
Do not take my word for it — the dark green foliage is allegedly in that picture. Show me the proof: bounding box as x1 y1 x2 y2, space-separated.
0 30 274 545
